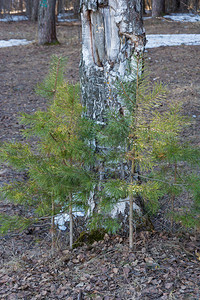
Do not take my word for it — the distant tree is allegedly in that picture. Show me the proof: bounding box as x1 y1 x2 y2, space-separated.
143 0 146 14
1 0 11 14
0 0 3 14
19 0 23 12
180 0 189 11
169 0 199 13
171 0 180 12
56 0 64 15
26 0 39 21
73 0 80 16
152 0 165 17
193 0 200 12
38 0 58 45
143 0 152 12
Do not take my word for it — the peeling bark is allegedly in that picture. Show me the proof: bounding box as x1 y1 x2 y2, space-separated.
80 1 146 227
80 0 145 122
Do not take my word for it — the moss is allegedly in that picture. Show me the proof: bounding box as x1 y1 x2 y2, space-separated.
44 40 60 46
72 228 107 249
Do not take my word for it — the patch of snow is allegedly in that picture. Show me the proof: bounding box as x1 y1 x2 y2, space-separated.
143 16 152 20
0 39 32 48
164 13 200 23
57 12 79 23
58 12 74 18
146 34 200 48
0 15 28 22
55 211 85 231
144 13 200 22
0 13 80 23
58 18 79 23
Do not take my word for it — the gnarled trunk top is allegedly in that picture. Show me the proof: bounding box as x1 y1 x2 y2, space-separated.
80 0 145 121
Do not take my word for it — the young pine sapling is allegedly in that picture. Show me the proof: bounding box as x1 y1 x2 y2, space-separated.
98 54 200 248
0 56 95 252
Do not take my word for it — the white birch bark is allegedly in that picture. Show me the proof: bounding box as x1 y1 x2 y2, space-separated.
80 1 146 242
80 0 145 122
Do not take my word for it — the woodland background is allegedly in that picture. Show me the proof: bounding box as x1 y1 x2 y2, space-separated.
0 0 200 299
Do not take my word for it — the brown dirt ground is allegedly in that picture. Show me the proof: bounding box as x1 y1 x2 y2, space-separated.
0 19 200 299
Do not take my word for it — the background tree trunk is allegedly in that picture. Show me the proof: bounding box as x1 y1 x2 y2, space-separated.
179 0 189 11
3 0 11 14
152 0 165 17
56 0 64 15
171 0 180 12
0 0 3 14
193 0 199 12
19 0 23 13
38 0 58 45
31 0 39 21
25 0 31 18
143 0 146 14
25 0 39 21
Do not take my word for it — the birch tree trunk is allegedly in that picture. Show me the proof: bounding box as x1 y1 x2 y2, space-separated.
80 0 145 232
38 0 58 45
80 0 145 122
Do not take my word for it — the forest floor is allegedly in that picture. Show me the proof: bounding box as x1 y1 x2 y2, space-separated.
0 18 200 299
